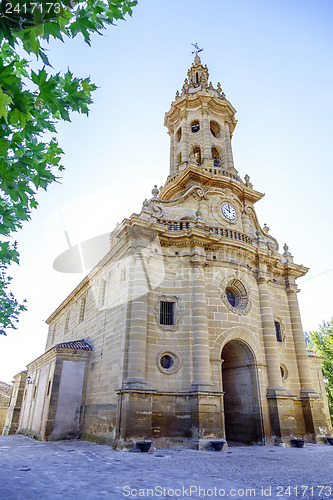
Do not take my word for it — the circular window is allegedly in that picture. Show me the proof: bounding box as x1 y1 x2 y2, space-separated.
191 120 200 133
280 364 288 381
160 355 174 370
157 352 181 374
225 279 248 311
220 275 252 315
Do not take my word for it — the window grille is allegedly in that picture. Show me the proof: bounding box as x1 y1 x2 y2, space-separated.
226 289 236 307
160 301 175 326
160 355 174 369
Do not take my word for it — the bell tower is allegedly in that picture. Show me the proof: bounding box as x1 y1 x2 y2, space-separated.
164 54 238 176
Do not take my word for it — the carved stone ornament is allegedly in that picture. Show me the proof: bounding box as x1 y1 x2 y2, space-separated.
151 185 160 198
154 295 183 331
152 203 163 217
192 187 207 201
219 272 252 316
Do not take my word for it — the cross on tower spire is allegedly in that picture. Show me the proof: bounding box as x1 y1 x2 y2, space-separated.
191 43 203 56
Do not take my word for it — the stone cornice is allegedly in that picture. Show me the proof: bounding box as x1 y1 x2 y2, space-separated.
159 164 264 203
156 228 255 252
283 261 309 280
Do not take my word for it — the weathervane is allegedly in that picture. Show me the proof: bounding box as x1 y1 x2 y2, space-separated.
191 43 203 56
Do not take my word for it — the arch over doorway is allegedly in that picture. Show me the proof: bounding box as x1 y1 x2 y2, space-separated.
222 340 262 444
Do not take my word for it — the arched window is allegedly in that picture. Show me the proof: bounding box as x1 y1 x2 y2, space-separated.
193 146 201 164
191 120 200 133
212 147 220 167
176 127 182 142
210 121 220 138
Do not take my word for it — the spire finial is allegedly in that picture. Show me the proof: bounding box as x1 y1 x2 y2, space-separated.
191 43 203 56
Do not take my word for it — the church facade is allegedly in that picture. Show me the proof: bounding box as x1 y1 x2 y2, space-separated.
5 56 332 448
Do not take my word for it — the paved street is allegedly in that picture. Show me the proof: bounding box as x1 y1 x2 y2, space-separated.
1 435 333 499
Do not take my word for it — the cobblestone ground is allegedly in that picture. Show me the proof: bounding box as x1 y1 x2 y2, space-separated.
1 435 333 500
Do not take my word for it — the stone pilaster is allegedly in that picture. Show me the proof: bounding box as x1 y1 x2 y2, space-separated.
257 276 284 392
201 109 211 159
286 284 324 442
123 252 151 389
257 275 298 442
190 253 213 390
180 113 189 164
224 124 234 170
286 286 316 394
241 211 251 236
170 128 175 174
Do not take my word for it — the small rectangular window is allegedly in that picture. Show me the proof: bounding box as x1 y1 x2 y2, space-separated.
33 386 37 399
275 321 282 342
46 380 52 397
160 301 175 326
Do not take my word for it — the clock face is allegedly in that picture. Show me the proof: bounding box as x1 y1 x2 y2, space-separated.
221 203 237 221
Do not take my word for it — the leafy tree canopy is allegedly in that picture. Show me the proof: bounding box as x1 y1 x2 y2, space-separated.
0 0 137 335
309 319 333 423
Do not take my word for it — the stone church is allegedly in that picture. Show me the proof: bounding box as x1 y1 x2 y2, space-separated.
4 55 332 448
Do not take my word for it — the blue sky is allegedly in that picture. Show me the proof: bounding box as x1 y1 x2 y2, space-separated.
1 0 333 382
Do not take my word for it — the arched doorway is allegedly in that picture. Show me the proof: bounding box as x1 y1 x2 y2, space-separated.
222 340 262 444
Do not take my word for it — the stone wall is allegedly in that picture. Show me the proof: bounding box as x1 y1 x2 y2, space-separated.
17 346 91 441
2 373 25 436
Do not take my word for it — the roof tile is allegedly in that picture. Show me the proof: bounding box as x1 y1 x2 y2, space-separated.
56 339 92 351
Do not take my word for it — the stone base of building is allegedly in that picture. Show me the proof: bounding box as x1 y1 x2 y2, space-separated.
116 389 225 444
266 391 332 445
57 388 333 449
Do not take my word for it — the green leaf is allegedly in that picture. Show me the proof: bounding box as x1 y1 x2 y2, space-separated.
69 8 98 44
42 20 64 42
0 87 12 120
40 50 52 67
0 138 9 156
